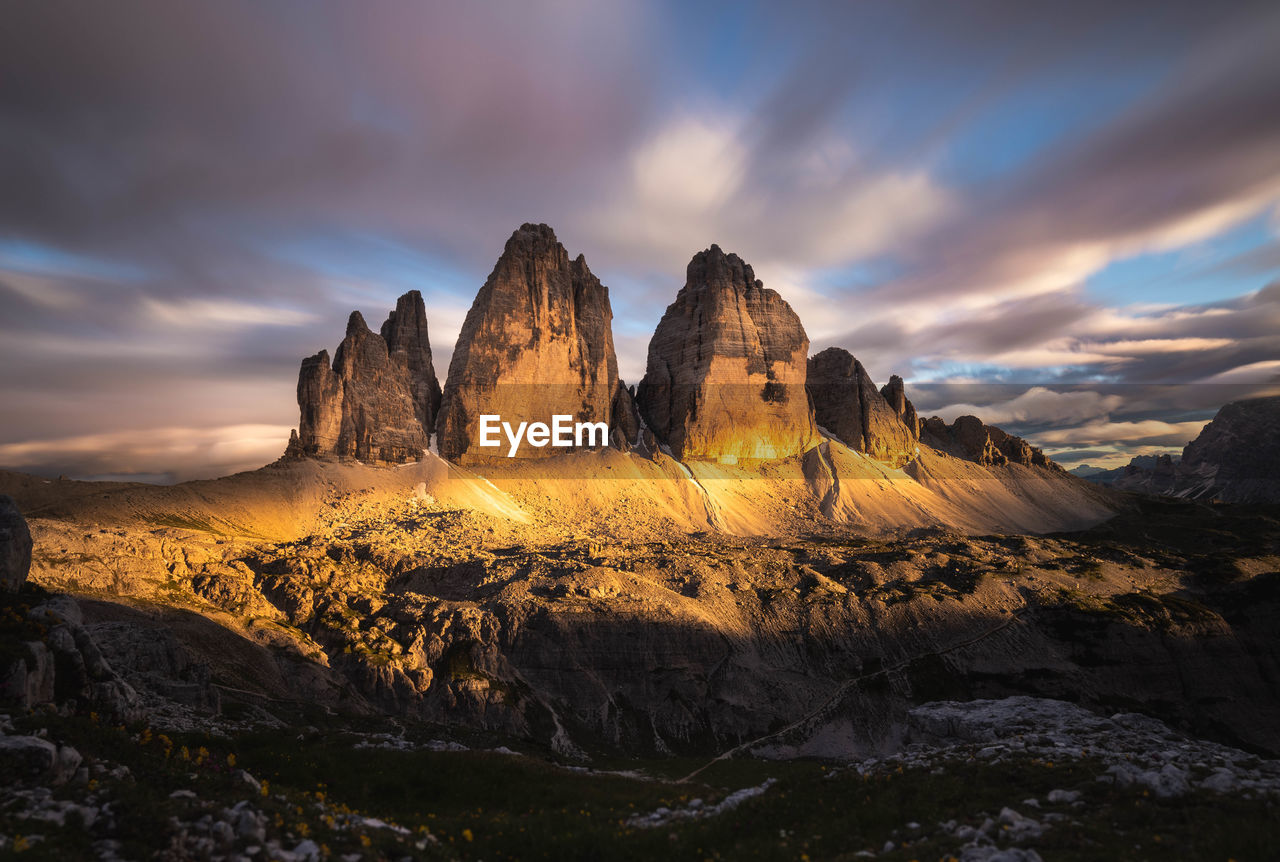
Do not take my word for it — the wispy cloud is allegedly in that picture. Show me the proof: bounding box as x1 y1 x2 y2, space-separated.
1 1 1277 479
0 424 292 483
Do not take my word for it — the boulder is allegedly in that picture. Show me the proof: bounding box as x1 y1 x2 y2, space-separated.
807 348 917 466
0 735 82 785
637 245 816 462
0 495 32 592
436 224 625 462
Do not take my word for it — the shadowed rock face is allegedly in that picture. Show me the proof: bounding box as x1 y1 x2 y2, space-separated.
1079 398 1280 501
637 245 816 463
1177 396 1280 503
0 495 32 592
290 292 438 464
880 375 919 439
436 224 623 462
380 290 443 434
807 348 918 467
920 416 1052 468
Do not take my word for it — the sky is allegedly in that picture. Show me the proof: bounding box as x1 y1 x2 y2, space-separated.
2 0 1279 482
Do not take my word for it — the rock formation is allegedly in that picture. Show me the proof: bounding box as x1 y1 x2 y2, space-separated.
880 375 919 438
0 495 32 592
919 416 1053 468
380 290 443 433
1078 397 1280 502
1079 454 1179 495
288 291 439 464
436 224 625 462
1176 396 1280 503
637 245 816 463
806 348 918 467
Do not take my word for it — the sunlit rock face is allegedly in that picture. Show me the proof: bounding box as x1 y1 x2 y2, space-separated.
436 223 625 463
289 291 439 464
807 348 918 467
637 245 816 463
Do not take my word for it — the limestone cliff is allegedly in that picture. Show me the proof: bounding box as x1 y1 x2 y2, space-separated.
435 224 624 462
920 415 1053 468
1092 396 1280 502
637 245 816 463
806 348 918 467
289 291 439 464
1176 396 1280 503
380 290 443 433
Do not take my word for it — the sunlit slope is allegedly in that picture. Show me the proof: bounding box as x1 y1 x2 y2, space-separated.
2 438 1116 542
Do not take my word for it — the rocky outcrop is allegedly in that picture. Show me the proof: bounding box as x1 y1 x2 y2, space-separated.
436 224 624 463
806 349 918 467
0 596 140 720
611 383 641 451
637 245 816 463
1082 453 1180 495
880 375 919 438
380 290 443 434
0 496 31 592
288 292 440 464
1177 396 1280 503
920 416 1052 468
1079 397 1280 502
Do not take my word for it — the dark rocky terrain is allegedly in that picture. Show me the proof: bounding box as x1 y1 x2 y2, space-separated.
3 482 1280 859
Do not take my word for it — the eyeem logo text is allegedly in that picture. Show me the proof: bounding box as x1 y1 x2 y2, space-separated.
478 415 609 457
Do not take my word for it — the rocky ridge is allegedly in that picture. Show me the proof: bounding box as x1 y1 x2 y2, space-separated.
282 226 1063 480
920 416 1053 468
1175 396 1280 502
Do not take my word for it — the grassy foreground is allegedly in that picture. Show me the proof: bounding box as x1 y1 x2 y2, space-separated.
2 710 1276 861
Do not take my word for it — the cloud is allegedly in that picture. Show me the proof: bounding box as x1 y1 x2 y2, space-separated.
582 115 952 273
1197 360 1280 385
143 298 319 329
1083 338 1236 355
841 3 1280 319
1 1 1278 479
930 387 1124 426
0 424 293 483
1033 419 1207 447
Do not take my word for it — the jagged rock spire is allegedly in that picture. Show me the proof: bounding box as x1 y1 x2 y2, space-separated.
435 223 626 462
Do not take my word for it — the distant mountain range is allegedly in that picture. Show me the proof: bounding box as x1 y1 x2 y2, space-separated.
1074 396 1280 503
